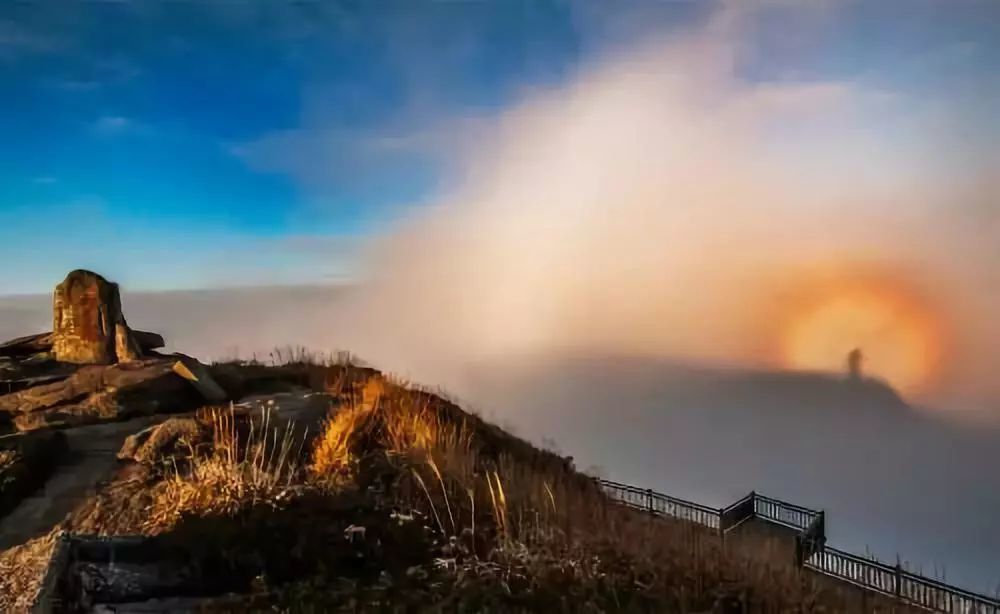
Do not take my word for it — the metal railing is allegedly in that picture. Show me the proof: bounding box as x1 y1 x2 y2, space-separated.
753 493 819 532
598 479 1000 613
598 479 720 530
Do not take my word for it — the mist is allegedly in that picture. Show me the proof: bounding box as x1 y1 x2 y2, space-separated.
341 11 999 418
334 8 1000 589
2 1 998 593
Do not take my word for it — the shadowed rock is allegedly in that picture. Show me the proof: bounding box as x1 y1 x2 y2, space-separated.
0 430 68 518
0 333 53 358
0 358 224 431
172 355 226 403
131 330 165 353
115 323 143 364
118 417 207 464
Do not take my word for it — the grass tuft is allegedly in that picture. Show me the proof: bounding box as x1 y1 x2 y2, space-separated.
142 405 302 531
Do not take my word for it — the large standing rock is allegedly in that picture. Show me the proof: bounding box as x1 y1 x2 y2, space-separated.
51 270 142 365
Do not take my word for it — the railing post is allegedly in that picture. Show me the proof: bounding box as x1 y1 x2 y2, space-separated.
817 511 826 549
895 558 903 602
645 489 653 514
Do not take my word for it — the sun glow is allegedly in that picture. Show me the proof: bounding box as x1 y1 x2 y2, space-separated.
781 281 943 393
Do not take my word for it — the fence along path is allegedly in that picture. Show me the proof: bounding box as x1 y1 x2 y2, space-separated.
598 479 1000 614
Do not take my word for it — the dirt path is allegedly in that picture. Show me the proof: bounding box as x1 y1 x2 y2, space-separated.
0 390 334 553
0 415 161 551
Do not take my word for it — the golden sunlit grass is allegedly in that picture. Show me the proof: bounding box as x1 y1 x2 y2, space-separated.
139 406 304 532
0 529 60 611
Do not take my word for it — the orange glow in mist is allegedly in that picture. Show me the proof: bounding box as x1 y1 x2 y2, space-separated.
781 279 945 393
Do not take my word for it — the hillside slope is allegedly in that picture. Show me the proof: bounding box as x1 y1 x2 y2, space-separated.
0 357 919 611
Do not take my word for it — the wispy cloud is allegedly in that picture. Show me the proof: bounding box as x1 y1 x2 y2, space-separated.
31 176 58 185
92 115 137 135
40 57 142 94
43 78 101 92
94 56 143 82
0 20 61 59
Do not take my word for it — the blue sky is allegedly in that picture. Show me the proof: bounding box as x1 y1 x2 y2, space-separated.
1 1 997 294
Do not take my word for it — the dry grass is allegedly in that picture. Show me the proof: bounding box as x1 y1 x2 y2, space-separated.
0 449 19 469
0 529 61 611
140 405 305 532
304 371 917 612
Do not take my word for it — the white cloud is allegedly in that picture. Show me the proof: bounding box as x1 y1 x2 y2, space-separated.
91 115 154 138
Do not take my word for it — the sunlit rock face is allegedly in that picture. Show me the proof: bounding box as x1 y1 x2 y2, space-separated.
52 270 131 364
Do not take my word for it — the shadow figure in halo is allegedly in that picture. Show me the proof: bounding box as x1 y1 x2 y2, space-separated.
846 348 863 381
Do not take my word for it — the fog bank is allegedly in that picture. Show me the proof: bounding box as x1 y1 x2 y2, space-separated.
338 11 999 416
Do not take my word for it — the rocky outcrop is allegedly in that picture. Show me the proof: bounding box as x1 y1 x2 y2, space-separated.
0 359 188 414
0 270 228 432
0 359 216 431
0 329 162 365
0 356 76 395
118 417 208 464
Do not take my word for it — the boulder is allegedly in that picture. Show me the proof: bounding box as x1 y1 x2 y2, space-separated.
52 270 123 364
118 417 207 464
51 270 152 365
172 356 226 403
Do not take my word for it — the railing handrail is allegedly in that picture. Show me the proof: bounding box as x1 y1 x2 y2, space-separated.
752 492 821 517
597 478 1000 613
808 546 1000 610
598 479 720 515
899 568 1000 603
816 545 898 574
721 491 754 513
